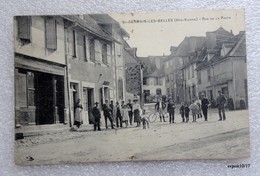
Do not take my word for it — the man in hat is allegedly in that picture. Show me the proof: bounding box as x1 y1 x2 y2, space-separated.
216 90 227 121
155 98 166 122
103 99 114 129
201 94 210 121
127 99 133 125
92 102 101 131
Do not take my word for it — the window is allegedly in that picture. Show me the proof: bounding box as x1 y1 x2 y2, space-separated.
89 39 95 62
207 68 211 81
107 44 112 66
102 44 108 64
198 70 201 84
17 16 31 44
143 78 147 85
156 88 162 95
188 67 190 79
83 36 88 61
83 88 88 110
72 30 77 57
45 17 57 50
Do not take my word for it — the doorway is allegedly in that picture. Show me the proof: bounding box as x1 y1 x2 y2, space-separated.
83 87 94 124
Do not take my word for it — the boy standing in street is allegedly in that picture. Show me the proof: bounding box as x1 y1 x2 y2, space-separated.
180 102 185 123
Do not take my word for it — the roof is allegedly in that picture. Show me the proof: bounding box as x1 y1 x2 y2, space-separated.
174 36 206 57
196 31 246 71
62 15 113 41
89 14 129 37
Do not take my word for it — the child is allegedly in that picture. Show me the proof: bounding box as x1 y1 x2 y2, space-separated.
189 100 200 122
121 104 130 128
184 103 190 123
179 102 185 123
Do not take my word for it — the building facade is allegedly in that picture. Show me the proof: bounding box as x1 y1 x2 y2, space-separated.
197 31 247 109
14 16 69 129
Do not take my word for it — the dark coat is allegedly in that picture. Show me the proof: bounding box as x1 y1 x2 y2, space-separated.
167 103 175 113
201 98 210 109
92 106 101 120
103 104 112 116
184 106 190 116
216 95 227 108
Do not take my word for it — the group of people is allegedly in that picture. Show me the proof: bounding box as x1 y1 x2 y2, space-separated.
155 90 227 124
73 90 227 131
92 98 143 131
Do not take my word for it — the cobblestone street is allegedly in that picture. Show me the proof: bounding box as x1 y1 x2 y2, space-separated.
15 109 250 165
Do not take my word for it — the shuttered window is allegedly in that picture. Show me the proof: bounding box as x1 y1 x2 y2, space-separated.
102 44 107 64
45 18 57 50
107 44 111 66
72 30 77 57
89 39 95 62
17 16 31 42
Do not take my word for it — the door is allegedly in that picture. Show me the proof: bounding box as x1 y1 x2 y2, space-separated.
83 87 94 124
70 83 79 124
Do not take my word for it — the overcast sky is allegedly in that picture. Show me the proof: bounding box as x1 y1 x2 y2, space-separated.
110 9 245 57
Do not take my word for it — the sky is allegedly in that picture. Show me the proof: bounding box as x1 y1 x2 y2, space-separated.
110 9 245 57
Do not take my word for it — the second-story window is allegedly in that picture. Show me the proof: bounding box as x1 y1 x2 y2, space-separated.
192 64 195 78
102 44 108 64
89 39 95 62
143 78 147 85
17 16 31 44
72 30 77 57
198 70 201 84
207 67 211 82
45 17 57 50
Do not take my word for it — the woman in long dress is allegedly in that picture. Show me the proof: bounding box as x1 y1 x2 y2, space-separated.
133 98 142 127
74 98 83 128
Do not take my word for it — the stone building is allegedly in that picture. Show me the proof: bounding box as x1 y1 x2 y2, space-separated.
196 31 247 109
14 16 69 132
142 56 167 103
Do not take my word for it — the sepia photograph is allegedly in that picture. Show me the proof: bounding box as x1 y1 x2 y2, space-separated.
14 9 250 165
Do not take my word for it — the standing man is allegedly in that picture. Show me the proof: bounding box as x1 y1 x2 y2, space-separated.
201 94 210 121
216 90 227 121
167 99 176 123
103 100 114 129
127 99 133 125
92 102 101 131
114 101 123 128
155 98 166 122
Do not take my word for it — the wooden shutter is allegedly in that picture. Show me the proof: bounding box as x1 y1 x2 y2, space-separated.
17 16 31 40
94 40 101 64
107 44 111 66
45 18 57 50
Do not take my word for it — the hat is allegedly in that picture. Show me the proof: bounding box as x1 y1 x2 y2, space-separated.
133 97 138 101
95 102 99 105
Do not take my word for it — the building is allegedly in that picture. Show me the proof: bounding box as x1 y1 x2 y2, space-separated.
142 56 167 103
196 31 247 109
14 16 69 131
123 44 143 102
90 14 129 103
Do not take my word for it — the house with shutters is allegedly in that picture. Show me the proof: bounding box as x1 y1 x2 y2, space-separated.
14 16 69 131
196 30 247 109
14 14 130 134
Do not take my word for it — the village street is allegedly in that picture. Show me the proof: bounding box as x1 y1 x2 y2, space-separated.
15 109 250 165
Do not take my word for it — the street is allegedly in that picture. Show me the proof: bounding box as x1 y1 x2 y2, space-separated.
15 109 250 165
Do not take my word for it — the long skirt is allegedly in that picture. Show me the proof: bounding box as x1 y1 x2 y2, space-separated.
133 109 141 123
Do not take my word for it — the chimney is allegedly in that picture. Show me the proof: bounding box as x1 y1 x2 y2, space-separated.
230 30 234 35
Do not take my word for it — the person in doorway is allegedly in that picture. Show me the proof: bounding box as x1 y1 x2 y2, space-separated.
92 102 101 131
184 103 190 123
216 90 227 121
179 102 185 123
201 94 210 121
74 98 83 128
114 101 123 128
189 100 199 122
103 100 114 129
155 98 166 122
133 98 142 127
167 99 176 123
127 99 133 125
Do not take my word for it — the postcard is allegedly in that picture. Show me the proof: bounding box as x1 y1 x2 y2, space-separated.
14 9 250 165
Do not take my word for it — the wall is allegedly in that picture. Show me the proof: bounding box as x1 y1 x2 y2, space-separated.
14 16 65 65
